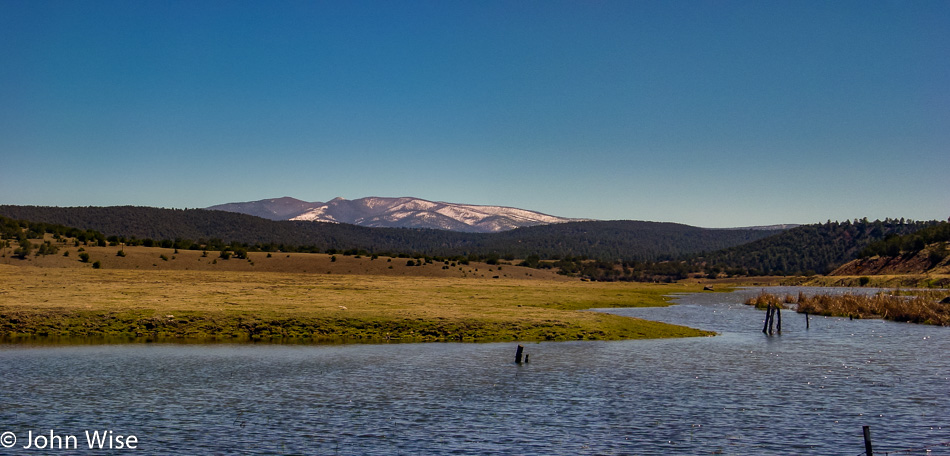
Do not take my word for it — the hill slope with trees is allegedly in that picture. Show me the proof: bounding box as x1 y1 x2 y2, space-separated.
692 219 938 276
828 221 950 276
0 205 781 262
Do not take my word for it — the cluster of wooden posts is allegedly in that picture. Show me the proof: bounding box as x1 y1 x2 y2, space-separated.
761 304 811 335
761 303 782 335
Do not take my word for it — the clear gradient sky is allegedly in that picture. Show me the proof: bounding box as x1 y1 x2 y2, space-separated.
1 0 947 227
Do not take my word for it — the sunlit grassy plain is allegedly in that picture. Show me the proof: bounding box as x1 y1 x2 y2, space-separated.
0 244 714 342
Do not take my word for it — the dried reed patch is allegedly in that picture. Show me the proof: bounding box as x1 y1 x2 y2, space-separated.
745 291 950 326
743 292 787 310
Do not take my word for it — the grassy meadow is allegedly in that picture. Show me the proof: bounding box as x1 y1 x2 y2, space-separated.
0 243 715 342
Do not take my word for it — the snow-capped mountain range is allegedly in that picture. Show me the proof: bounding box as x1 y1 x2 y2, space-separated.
207 197 586 233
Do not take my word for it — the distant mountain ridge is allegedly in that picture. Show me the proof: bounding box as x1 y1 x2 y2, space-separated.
209 196 316 221
208 196 586 233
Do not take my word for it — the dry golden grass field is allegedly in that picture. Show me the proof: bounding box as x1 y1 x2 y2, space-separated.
0 242 714 343
0 243 567 279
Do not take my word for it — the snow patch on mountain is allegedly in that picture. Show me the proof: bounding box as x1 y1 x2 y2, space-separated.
209 196 585 233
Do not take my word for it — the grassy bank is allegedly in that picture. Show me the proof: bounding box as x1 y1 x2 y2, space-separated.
0 265 713 343
744 290 950 326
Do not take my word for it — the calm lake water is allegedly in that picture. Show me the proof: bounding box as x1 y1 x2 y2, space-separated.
1 287 948 455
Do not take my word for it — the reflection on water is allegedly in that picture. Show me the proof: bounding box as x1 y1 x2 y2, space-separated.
0 287 948 455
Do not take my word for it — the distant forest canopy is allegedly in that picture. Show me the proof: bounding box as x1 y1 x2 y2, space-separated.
0 205 780 262
1 216 106 244
860 221 950 259
0 215 108 259
691 218 940 276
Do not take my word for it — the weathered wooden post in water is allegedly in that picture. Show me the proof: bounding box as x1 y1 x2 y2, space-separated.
776 306 782 334
805 311 810 329
515 344 524 364
762 304 772 334
863 425 873 456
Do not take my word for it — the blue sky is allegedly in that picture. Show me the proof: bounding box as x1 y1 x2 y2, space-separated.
1 0 947 227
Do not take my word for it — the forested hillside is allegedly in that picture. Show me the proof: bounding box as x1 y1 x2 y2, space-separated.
824 221 950 276
476 221 777 261
860 220 950 258
694 219 937 275
0 206 781 262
